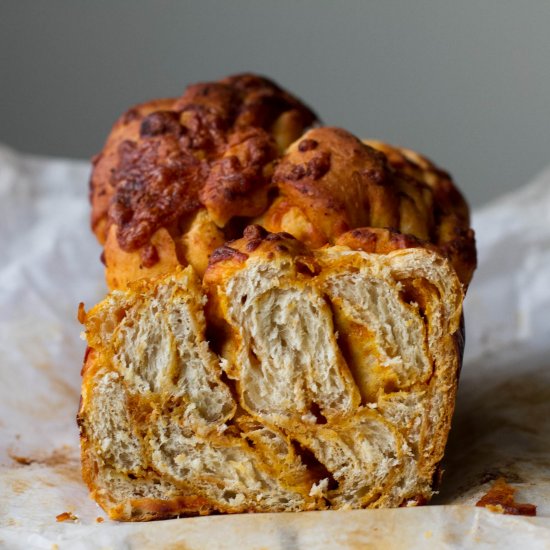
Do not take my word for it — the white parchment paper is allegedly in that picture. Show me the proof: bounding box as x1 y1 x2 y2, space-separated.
0 143 549 549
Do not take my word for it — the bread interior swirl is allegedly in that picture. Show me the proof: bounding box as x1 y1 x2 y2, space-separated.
79 242 463 520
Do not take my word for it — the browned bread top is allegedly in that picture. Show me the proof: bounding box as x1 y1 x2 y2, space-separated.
90 73 316 249
258 129 475 285
89 73 475 290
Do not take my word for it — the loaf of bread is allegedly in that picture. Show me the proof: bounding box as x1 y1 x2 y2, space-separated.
79 73 476 521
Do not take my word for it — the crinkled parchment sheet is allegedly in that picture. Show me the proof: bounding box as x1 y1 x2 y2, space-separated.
0 143 549 549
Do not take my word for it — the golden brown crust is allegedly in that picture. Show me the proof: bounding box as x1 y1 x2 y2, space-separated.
90 98 176 245
259 129 476 286
335 227 437 255
90 74 317 288
204 224 441 290
90 74 474 290
103 225 182 290
262 128 399 244
364 140 476 286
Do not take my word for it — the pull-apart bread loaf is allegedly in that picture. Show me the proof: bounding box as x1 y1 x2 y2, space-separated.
79 73 476 520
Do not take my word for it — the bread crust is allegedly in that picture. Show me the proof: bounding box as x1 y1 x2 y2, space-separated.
90 75 475 290
90 74 317 287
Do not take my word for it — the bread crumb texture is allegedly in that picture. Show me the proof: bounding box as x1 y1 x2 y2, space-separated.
79 233 465 520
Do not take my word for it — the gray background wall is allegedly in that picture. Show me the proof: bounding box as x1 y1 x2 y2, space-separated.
1 1 549 207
